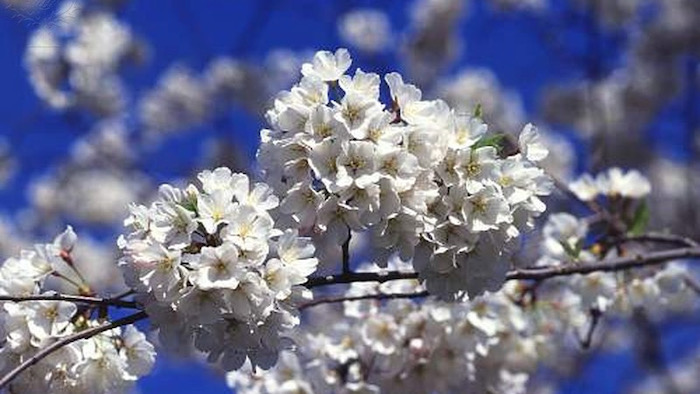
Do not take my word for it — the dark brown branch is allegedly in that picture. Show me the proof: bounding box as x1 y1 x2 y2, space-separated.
306 247 700 288
0 293 140 309
300 291 429 310
306 271 420 288
0 311 148 389
506 247 700 281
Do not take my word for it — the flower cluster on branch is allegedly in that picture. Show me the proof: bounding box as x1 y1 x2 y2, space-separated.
259 48 552 300
118 169 319 371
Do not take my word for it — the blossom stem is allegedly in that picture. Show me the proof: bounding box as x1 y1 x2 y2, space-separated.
342 229 351 274
299 290 430 309
577 308 602 349
0 294 140 309
0 311 148 390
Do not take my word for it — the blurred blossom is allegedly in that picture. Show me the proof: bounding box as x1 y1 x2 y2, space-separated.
574 0 646 26
0 137 17 188
70 119 134 165
436 68 526 132
489 0 546 12
403 0 466 87
0 216 30 259
338 9 392 54
24 0 142 116
140 65 211 137
29 168 148 225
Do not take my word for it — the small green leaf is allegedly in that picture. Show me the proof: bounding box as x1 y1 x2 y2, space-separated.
628 200 650 236
472 134 505 150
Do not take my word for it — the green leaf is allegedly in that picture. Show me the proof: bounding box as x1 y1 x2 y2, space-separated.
472 134 505 150
628 200 650 236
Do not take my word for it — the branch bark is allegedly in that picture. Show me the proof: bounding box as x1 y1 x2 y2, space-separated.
0 311 148 389
306 247 700 288
0 293 140 309
300 290 429 310
506 247 700 281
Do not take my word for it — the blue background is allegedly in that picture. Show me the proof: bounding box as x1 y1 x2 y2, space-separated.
0 0 698 392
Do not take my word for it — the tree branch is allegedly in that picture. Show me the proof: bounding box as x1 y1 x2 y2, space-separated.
306 271 420 288
0 311 148 389
300 290 429 310
0 293 140 309
306 247 700 288
507 247 700 281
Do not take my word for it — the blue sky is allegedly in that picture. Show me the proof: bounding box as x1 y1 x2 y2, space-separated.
0 0 698 393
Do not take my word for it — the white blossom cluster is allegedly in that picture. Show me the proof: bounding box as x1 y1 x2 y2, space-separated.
227 255 601 394
229 204 699 394
118 168 319 371
259 48 552 300
23 0 141 117
435 68 577 181
538 169 695 316
0 227 155 394
228 278 537 394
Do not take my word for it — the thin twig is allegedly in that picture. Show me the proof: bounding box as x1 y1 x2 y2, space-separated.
306 271 420 288
683 275 700 295
577 308 602 349
0 311 148 389
300 291 430 310
342 230 351 275
111 289 136 300
0 294 140 309
618 233 700 248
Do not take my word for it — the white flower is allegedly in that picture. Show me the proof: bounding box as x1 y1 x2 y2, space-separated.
518 123 549 162
461 184 512 232
192 243 244 290
336 141 380 189
275 229 318 282
569 174 600 201
598 167 651 199
120 325 156 377
540 213 588 263
25 300 77 340
54 226 78 254
361 314 401 354
301 48 352 82
197 189 237 234
132 243 183 301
